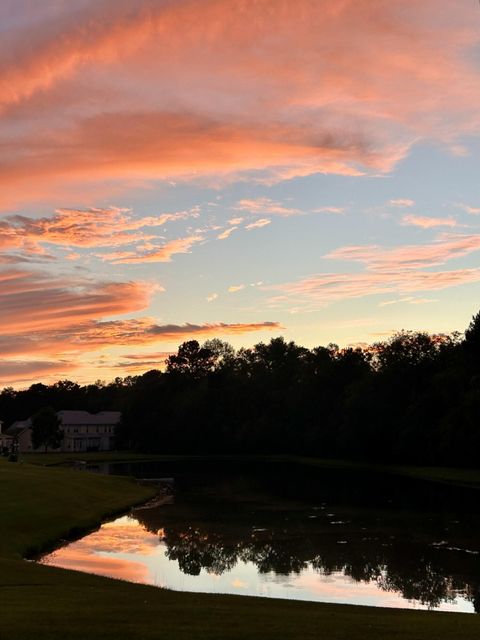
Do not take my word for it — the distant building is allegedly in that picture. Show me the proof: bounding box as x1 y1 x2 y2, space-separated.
5 419 33 453
5 411 121 453
0 419 14 452
60 410 120 453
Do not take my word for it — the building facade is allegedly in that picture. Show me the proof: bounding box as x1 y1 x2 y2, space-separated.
0 419 14 452
5 411 121 453
59 410 120 452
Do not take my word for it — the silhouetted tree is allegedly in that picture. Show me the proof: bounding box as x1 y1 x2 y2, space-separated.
3 310 480 467
166 340 216 378
31 406 63 452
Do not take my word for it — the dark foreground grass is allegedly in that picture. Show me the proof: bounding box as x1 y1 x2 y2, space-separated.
3 557 480 640
2 458 480 639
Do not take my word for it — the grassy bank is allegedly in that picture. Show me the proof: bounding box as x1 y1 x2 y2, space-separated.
2 457 480 638
25 450 480 489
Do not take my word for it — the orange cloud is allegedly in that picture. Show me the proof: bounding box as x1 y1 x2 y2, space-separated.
0 316 281 360
312 207 345 215
325 234 480 271
379 297 437 307
0 112 375 205
0 270 152 334
389 199 415 208
269 268 480 308
1 1 478 200
217 227 238 240
0 207 197 260
401 215 457 229
0 317 282 386
456 203 480 215
245 219 271 230
268 233 480 307
98 235 204 264
81 320 281 345
0 359 78 386
234 198 302 218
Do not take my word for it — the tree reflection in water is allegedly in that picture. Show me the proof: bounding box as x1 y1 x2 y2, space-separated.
130 468 480 612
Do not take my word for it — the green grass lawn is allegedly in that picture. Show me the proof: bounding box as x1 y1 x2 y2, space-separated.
2 457 480 639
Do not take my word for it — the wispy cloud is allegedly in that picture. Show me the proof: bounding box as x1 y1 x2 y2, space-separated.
228 284 245 293
0 319 282 359
268 268 480 308
233 197 302 217
98 235 204 264
312 206 345 215
401 214 457 229
217 227 238 240
389 199 415 208
0 0 480 202
0 207 198 261
0 269 153 334
0 359 78 385
0 0 479 202
206 293 218 302
379 296 437 307
245 219 271 230
325 234 480 271
268 230 480 308
456 203 480 215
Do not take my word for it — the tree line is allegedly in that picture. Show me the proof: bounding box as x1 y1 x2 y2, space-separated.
2 311 480 467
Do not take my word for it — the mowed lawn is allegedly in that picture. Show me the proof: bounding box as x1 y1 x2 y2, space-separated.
1 459 480 639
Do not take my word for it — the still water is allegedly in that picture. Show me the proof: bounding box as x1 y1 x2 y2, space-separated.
40 461 480 612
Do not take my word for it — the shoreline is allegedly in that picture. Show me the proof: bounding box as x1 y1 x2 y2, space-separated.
2 457 480 639
24 450 480 490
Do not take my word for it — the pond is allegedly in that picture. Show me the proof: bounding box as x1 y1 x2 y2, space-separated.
39 461 480 612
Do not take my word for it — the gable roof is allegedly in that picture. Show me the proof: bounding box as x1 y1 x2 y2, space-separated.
58 410 121 426
6 418 32 437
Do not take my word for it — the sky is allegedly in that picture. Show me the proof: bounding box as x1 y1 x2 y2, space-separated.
1 0 480 387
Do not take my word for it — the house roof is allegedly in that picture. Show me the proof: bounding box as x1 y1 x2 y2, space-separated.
6 419 32 437
58 410 121 426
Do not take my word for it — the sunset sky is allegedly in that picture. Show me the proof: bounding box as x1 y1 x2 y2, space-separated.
2 0 480 387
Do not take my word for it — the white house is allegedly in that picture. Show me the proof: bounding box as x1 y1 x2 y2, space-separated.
60 410 120 452
5 419 33 452
5 411 121 453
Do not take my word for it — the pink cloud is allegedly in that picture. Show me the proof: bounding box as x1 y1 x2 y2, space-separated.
0 359 78 385
269 268 480 307
389 199 415 208
1 1 478 200
378 297 437 307
245 219 271 230
0 316 282 359
456 203 480 215
325 234 480 271
0 269 152 334
98 235 204 264
217 227 238 240
234 198 302 218
312 207 345 215
0 207 197 260
401 215 457 229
